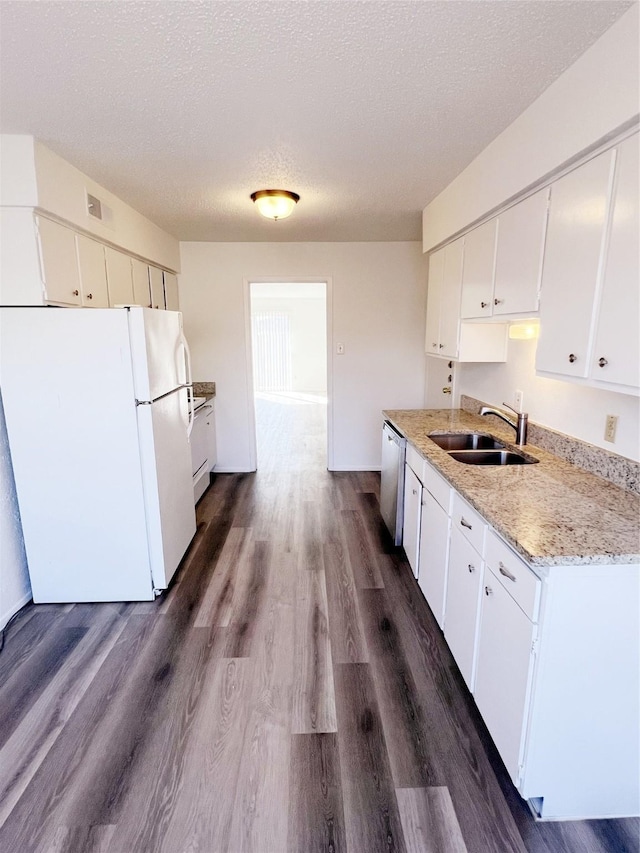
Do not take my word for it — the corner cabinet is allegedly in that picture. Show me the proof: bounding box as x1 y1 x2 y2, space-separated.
536 131 639 395
426 237 507 363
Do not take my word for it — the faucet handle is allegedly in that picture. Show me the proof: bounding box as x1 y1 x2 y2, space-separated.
502 402 527 416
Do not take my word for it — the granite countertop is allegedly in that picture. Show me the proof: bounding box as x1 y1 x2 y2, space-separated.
383 409 640 569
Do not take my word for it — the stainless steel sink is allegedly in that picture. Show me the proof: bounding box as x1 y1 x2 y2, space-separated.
429 432 505 451
448 449 539 466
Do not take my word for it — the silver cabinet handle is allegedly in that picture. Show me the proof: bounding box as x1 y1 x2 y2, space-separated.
460 517 472 530
568 353 577 363
412 489 418 496
498 562 517 582
468 563 475 573
598 357 608 368
485 586 493 596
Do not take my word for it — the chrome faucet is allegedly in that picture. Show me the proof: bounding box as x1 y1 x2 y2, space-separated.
480 403 529 446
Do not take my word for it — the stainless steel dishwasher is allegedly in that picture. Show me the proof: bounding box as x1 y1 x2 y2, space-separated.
380 420 406 545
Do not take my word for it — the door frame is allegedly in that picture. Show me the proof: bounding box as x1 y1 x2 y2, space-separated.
243 277 334 471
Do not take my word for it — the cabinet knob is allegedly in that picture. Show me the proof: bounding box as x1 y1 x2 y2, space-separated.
598 357 608 368
441 387 452 395
412 489 418 496
568 353 577 363
468 563 475 573
485 586 493 597
439 343 445 349
494 298 503 306
432 342 437 348
87 293 93 300
72 289 79 297
480 301 488 308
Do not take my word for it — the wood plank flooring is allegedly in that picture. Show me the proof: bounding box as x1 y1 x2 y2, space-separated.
0 392 638 853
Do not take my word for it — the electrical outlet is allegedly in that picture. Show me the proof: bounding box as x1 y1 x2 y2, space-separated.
514 390 524 411
604 414 618 443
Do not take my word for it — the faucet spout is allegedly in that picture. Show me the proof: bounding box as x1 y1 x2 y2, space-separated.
480 403 528 446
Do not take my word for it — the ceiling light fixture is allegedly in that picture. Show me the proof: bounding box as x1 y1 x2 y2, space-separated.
251 189 300 221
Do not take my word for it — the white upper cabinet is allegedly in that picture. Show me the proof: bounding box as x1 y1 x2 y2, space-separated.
163 271 179 311
460 219 496 319
76 234 109 308
425 247 445 355
493 188 549 316
149 265 165 310
131 258 152 307
36 216 82 306
460 190 549 321
105 247 134 307
437 238 464 359
590 133 639 389
536 149 615 379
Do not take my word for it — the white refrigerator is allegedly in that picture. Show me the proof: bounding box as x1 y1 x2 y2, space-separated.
0 306 197 602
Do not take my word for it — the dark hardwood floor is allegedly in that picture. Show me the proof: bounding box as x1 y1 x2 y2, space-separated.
0 392 638 852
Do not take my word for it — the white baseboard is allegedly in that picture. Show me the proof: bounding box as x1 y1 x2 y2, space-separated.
328 466 382 472
1 590 32 632
212 466 257 474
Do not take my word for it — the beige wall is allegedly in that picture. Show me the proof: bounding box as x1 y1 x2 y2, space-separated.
458 338 640 462
422 4 640 251
179 241 427 471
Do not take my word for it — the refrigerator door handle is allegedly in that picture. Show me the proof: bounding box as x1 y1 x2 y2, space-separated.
179 331 193 388
186 385 195 437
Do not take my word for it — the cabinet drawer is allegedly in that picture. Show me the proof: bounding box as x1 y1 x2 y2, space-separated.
451 493 486 555
423 461 451 513
485 529 541 621
406 443 423 478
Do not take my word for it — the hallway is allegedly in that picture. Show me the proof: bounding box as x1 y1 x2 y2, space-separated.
0 398 637 852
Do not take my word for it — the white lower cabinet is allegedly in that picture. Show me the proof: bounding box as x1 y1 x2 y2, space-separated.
474 565 537 786
444 526 483 690
401 443 639 819
417 490 450 628
403 464 422 577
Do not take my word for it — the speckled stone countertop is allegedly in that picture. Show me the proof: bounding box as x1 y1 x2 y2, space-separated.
384 409 640 569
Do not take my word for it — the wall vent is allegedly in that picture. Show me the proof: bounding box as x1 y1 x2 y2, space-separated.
86 192 103 220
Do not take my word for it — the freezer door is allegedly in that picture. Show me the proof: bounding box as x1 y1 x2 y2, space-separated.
128 306 188 401
137 386 196 589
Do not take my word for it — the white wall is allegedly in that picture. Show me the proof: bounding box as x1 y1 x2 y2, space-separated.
0 136 180 271
0 393 30 628
179 242 427 471
422 4 640 251
458 338 640 462
251 284 327 394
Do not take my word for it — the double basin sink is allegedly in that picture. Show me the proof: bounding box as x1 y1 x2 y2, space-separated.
428 432 539 466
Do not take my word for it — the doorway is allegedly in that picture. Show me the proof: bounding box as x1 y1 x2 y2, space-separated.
248 281 330 472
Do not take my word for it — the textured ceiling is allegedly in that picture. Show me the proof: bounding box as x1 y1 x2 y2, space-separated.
0 1 634 242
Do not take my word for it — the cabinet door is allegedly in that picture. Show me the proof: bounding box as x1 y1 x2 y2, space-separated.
536 150 615 378
403 465 422 578
149 266 165 309
36 216 81 306
444 527 483 690
460 219 496 319
163 272 179 311
590 134 639 389
425 248 444 355
474 570 536 786
493 189 549 316
131 258 152 307
105 248 134 306
417 489 450 629
76 235 108 308
439 238 464 358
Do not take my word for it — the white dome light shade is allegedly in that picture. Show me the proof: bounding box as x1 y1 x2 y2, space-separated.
250 189 300 221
